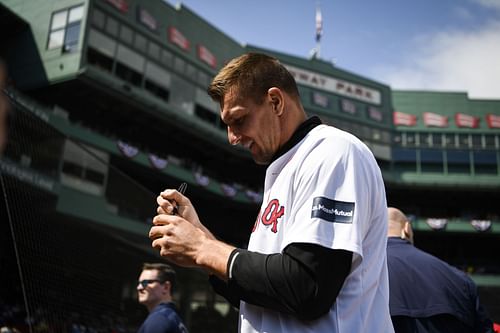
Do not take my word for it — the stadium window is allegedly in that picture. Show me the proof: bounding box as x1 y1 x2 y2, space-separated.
473 151 498 175
173 56 186 73
47 4 84 53
371 128 381 141
420 149 444 173
186 63 197 81
359 125 370 140
84 168 105 184
197 71 209 89
332 119 347 132
471 134 483 149
148 42 161 60
433 133 443 147
119 24 134 45
350 123 362 138
420 132 432 148
161 49 173 67
145 79 170 102
392 133 402 146
403 132 416 147
194 104 218 126
105 16 119 36
133 33 147 52
116 62 142 86
380 130 391 144
446 150 471 174
392 148 417 172
61 141 108 195
485 135 497 149
91 8 105 29
62 161 84 178
444 133 455 148
458 133 470 148
87 48 113 72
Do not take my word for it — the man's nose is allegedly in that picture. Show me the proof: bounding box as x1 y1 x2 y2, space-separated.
227 126 241 145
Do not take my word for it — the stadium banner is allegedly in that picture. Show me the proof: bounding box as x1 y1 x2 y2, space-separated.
117 140 139 158
455 113 479 128
245 189 263 203
148 154 168 170
194 171 210 187
426 218 448 230
423 112 448 127
220 183 237 197
393 111 417 126
311 91 330 108
137 6 158 31
105 0 129 13
486 114 500 128
471 220 492 232
197 45 217 68
340 99 357 115
368 106 383 122
168 26 190 51
284 64 382 105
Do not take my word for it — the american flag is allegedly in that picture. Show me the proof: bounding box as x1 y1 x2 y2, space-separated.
315 6 323 43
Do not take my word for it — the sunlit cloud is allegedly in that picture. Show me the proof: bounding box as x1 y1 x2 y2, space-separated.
373 4 500 99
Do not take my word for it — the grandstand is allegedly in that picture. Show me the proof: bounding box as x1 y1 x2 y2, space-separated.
0 0 498 331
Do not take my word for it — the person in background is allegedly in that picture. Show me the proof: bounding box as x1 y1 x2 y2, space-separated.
137 263 188 333
386 207 494 333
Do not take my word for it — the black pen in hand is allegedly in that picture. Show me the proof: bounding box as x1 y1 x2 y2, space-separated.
171 182 187 215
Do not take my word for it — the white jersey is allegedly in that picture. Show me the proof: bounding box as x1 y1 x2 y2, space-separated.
239 124 394 333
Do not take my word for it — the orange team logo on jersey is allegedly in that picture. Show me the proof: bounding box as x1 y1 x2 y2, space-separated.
252 199 285 233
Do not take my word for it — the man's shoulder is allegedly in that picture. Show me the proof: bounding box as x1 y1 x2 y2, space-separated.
142 304 187 333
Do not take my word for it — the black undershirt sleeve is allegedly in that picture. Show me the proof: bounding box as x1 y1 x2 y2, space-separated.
209 243 352 321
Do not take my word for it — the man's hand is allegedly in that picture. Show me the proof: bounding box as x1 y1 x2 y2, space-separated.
150 213 207 267
156 188 215 239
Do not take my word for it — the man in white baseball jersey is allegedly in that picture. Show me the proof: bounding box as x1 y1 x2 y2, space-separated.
150 53 394 332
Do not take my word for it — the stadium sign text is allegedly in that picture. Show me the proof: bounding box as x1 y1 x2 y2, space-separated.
284 64 381 105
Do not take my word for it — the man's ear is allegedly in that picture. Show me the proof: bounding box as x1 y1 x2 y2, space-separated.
402 221 414 244
267 87 284 116
162 280 171 295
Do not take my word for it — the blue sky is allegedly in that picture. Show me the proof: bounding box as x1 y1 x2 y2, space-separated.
166 0 500 99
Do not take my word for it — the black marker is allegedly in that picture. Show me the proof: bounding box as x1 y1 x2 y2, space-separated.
172 182 187 215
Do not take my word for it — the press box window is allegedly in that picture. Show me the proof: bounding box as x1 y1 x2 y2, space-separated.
47 4 84 53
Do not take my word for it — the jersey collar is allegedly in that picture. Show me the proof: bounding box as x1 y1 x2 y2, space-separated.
270 116 322 164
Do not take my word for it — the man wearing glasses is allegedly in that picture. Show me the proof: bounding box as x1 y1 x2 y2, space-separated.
137 263 188 333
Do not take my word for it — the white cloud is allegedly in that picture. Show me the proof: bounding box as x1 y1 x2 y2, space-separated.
472 0 500 11
373 19 500 99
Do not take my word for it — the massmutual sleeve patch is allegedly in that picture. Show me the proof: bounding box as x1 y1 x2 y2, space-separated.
311 197 355 223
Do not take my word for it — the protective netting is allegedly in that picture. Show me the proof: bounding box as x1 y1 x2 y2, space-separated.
0 89 238 333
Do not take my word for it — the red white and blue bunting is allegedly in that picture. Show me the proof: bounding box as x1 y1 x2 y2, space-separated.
426 218 448 230
117 140 139 158
471 219 492 232
148 154 168 170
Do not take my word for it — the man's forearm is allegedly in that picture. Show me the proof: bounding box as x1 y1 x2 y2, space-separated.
210 243 352 321
195 237 236 280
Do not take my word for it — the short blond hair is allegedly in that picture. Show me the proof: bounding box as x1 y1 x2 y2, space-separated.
208 52 300 107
